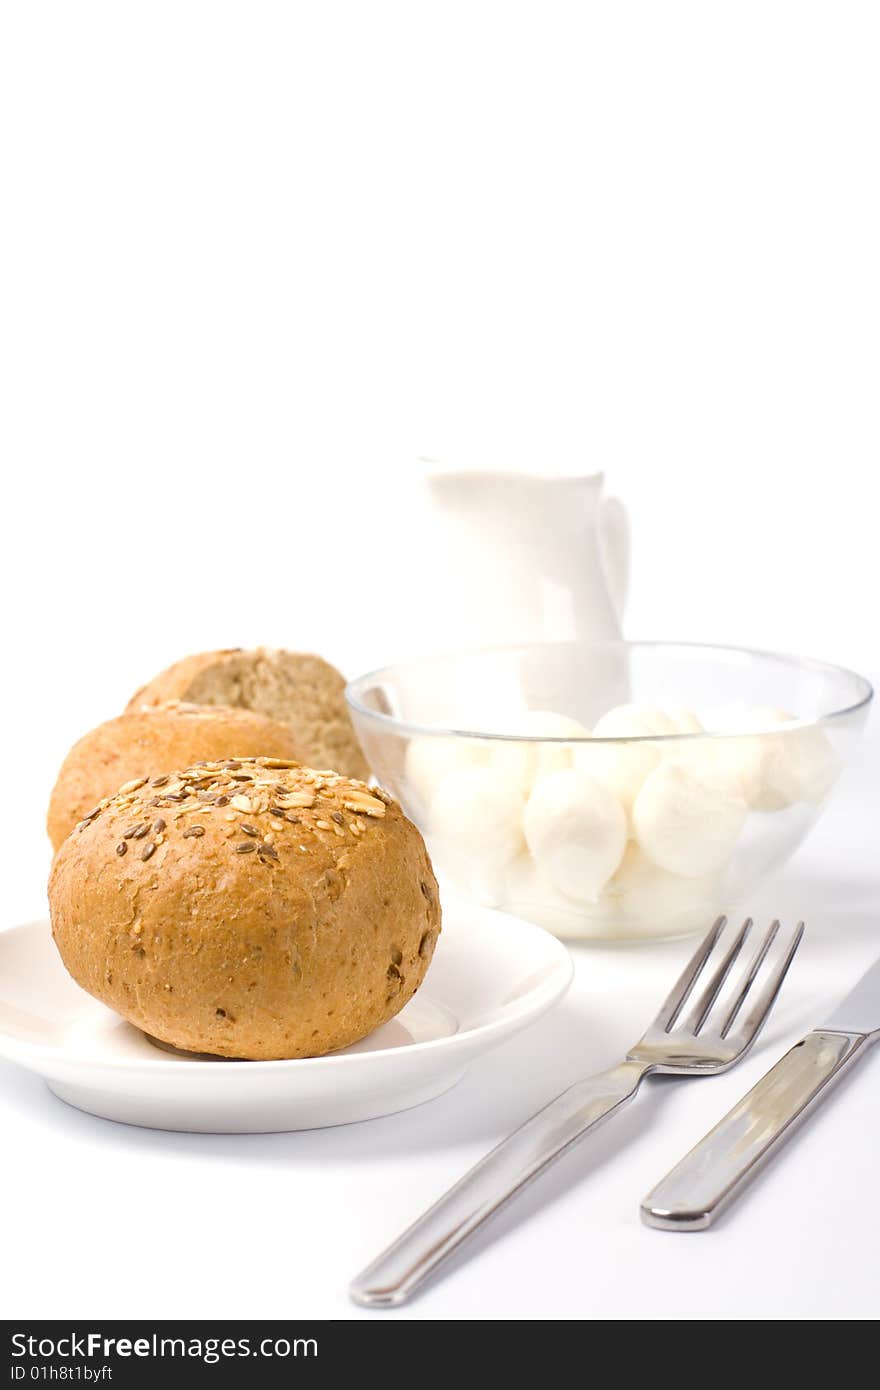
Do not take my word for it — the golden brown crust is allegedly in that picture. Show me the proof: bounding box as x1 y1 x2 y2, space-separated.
48 759 441 1060
47 703 302 851
126 647 369 781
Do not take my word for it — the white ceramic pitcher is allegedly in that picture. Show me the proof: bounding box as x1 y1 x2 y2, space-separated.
420 464 629 650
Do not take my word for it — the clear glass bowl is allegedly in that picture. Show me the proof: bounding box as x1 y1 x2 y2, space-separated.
346 642 872 943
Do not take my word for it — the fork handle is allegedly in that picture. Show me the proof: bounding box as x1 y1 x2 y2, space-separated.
350 1059 648 1307
641 1029 871 1231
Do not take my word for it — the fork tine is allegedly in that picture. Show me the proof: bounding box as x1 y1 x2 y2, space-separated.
654 916 727 1032
728 920 805 1046
718 918 780 1038
681 917 753 1034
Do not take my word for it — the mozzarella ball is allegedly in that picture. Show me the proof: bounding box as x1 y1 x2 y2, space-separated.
736 708 838 809
488 710 591 793
608 843 721 938
666 736 749 801
428 766 525 905
700 707 839 810
633 759 747 876
502 854 616 938
666 707 704 734
406 734 489 814
592 704 679 738
523 768 627 903
572 704 677 810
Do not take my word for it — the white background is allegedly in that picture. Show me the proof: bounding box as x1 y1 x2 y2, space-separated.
0 1 878 1321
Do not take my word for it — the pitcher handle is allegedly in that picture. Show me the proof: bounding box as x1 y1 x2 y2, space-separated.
599 495 630 623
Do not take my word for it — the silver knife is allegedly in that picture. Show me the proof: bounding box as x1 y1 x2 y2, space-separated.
641 954 880 1231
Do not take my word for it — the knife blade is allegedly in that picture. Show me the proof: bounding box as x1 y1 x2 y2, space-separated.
823 955 880 1033
641 955 880 1231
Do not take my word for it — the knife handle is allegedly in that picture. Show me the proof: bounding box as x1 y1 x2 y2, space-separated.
351 1061 648 1307
642 1029 871 1231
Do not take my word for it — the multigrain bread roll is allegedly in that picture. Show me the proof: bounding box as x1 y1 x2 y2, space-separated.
127 647 369 782
47 703 301 850
49 759 441 1059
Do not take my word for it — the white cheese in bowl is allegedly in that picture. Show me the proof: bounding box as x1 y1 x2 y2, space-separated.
632 759 748 876
572 704 678 810
428 765 525 904
487 710 591 791
523 767 627 903
412 698 837 938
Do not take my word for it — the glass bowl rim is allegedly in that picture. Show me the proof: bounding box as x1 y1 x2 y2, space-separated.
345 639 874 745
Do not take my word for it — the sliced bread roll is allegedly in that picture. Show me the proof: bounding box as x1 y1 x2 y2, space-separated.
127 647 369 782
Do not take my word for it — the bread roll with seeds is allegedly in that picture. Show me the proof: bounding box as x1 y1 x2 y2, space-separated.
49 759 441 1060
47 703 302 850
127 647 369 781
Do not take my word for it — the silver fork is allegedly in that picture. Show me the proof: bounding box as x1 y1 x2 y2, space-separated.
350 915 803 1308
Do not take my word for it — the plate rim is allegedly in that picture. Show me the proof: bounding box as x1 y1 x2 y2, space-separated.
0 908 573 1076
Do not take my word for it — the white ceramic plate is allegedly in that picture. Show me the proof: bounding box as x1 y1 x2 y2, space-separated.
0 905 572 1133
